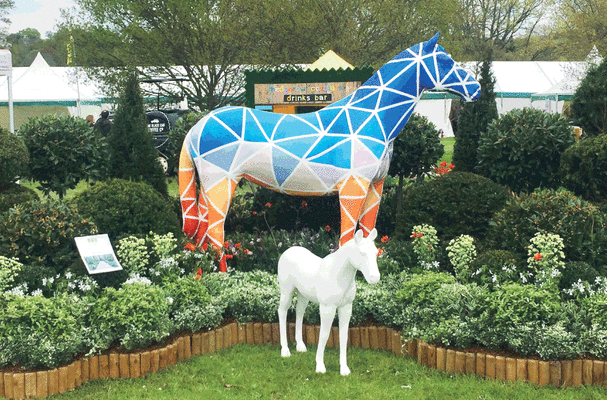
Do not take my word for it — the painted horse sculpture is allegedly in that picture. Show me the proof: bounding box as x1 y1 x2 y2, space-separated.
179 33 480 269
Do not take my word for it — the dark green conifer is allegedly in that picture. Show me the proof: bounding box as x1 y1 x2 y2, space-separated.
108 72 168 196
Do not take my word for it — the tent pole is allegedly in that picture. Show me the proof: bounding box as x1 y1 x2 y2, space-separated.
8 75 14 133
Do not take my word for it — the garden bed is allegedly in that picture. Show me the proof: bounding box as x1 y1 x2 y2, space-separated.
2 320 606 399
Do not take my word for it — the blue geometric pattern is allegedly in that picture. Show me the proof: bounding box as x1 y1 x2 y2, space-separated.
186 33 480 195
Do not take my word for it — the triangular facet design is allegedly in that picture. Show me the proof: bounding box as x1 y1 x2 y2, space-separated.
352 139 379 166
351 91 380 111
378 103 415 139
326 110 350 134
272 146 300 185
348 108 373 134
357 164 380 182
275 135 319 159
378 60 414 84
379 91 415 109
309 163 347 189
357 115 385 142
231 142 266 171
317 107 343 130
307 135 349 158
282 164 326 193
197 117 239 156
359 137 387 159
423 57 438 83
273 116 320 140
215 108 245 138
297 112 323 131
244 110 269 142
203 143 239 171
350 88 379 104
250 109 281 138
240 147 275 187
311 141 351 169
361 73 381 87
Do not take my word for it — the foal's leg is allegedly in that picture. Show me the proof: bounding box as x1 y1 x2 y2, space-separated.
316 303 337 373
337 303 353 376
295 293 309 352
278 286 293 357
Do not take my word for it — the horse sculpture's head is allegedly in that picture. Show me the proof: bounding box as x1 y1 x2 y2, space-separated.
418 33 481 102
349 229 381 285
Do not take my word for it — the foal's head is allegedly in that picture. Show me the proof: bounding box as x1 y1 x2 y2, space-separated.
348 229 381 285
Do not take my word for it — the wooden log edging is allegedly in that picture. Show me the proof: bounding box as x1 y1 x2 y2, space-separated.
0 324 600 399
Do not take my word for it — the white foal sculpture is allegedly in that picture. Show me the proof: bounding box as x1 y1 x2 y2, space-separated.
277 228 381 375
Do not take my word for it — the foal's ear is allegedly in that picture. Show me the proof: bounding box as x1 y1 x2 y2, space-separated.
368 229 378 241
354 229 364 244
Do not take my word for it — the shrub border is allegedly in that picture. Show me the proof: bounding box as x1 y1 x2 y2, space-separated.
0 323 601 399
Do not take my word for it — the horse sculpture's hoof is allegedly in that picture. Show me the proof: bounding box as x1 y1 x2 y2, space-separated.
340 365 351 376
281 347 291 357
316 363 326 374
296 342 307 353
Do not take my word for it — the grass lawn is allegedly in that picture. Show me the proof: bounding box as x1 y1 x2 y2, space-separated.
441 137 455 164
51 344 604 400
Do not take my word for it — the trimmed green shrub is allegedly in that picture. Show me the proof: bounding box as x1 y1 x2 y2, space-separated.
476 107 575 193
165 277 223 332
468 250 525 289
487 188 607 267
570 59 607 137
453 55 498 172
18 114 108 198
0 126 29 190
394 172 510 243
74 178 180 240
0 183 38 214
560 261 603 294
0 294 87 369
560 134 607 202
87 283 173 352
0 199 98 290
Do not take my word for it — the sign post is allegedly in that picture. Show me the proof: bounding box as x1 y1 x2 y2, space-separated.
0 49 13 133
74 234 123 274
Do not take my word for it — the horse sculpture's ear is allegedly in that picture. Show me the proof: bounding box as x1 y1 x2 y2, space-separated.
368 228 378 241
354 229 364 244
427 32 440 49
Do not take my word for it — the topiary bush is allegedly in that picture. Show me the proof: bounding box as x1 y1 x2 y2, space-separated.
0 182 38 214
394 172 511 243
74 178 181 240
476 107 576 193
487 188 607 267
570 58 607 137
560 134 607 202
0 126 29 190
0 198 98 290
18 114 108 198
165 277 223 333
468 250 525 289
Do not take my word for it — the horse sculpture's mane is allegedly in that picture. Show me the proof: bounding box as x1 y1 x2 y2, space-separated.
179 33 480 269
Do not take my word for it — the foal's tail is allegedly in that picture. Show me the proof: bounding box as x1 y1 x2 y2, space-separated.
178 136 208 245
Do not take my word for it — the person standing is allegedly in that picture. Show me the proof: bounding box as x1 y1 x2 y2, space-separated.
94 110 112 137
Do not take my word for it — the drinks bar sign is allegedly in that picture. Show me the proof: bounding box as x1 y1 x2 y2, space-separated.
255 81 361 105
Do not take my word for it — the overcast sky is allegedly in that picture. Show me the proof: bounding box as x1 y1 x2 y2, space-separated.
7 0 77 38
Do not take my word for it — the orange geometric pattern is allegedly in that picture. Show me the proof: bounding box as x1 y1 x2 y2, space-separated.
359 179 385 237
338 175 370 246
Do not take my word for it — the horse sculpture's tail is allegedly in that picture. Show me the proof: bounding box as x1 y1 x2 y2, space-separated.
179 139 208 245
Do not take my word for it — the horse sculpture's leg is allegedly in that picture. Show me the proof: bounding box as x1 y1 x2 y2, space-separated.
337 303 353 375
194 186 209 247
316 303 337 373
278 286 293 357
179 145 202 239
295 293 309 353
358 179 385 237
338 175 370 246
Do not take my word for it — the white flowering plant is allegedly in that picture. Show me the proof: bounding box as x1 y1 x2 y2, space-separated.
411 224 439 269
446 235 476 283
527 232 566 291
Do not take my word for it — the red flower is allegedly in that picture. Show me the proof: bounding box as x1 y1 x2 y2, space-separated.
534 253 542 261
196 268 203 276
226 254 234 260
195 275 201 280
377 248 383 256
184 243 196 252
412 232 422 238
440 161 448 167
449 163 455 169
325 225 331 232
381 235 389 243
301 201 308 208
244 249 252 255
202 242 209 252
224 241 230 248
253 211 257 215
265 202 272 208
235 243 241 249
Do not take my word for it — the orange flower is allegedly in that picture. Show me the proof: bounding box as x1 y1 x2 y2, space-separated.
195 275 201 280
244 249 252 255
325 225 331 232
301 200 308 208
253 211 257 215
184 243 196 251
449 163 455 169
226 254 234 260
202 242 208 252
196 268 203 276
235 243 241 249
265 202 272 208
377 248 383 256
440 161 448 167
381 235 389 243
534 253 542 261
224 241 229 248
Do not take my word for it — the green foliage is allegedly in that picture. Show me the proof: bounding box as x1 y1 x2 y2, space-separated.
0 183 39 214
570 59 607 137
109 72 168 196
487 188 607 267
395 172 510 243
0 198 98 289
559 134 607 202
396 272 456 309
476 108 575 193
74 178 180 240
560 261 603 296
453 56 498 172
388 113 444 179
166 111 209 172
446 235 477 283
87 283 173 352
165 277 223 332
18 114 108 198
0 294 87 369
0 126 29 190
468 250 525 289
0 256 23 292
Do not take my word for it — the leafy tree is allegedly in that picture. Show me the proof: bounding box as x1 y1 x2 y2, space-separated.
108 72 168 196
570 58 607 137
0 0 14 45
452 54 498 172
18 115 107 198
5 28 43 66
388 113 444 215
